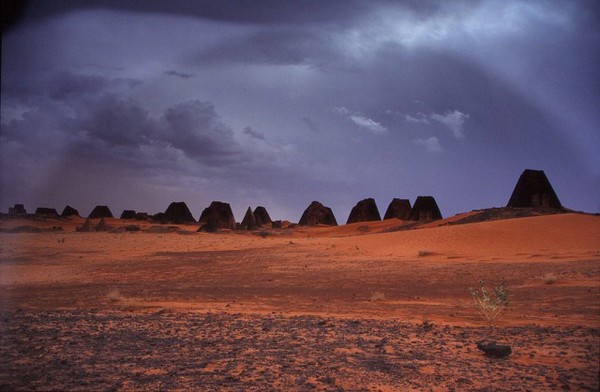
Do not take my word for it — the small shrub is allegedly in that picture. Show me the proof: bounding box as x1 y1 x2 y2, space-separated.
418 250 432 257
369 291 386 302
107 289 123 303
542 273 557 285
470 280 509 328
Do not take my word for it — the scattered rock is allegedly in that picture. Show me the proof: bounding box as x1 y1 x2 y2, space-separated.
346 198 381 224
383 198 412 220
298 201 338 226
476 341 512 358
507 169 562 209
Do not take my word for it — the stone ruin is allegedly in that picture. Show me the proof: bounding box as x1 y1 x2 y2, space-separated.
240 207 258 230
253 206 272 227
120 210 137 219
346 198 381 224
298 201 338 226
506 169 562 209
88 205 114 219
383 198 412 220
61 205 80 217
408 196 442 221
8 204 26 216
198 201 236 232
34 207 60 218
162 202 196 224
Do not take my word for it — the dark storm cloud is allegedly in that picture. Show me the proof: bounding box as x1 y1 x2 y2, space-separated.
164 70 193 79
17 0 382 26
2 70 244 168
2 0 599 218
243 126 266 141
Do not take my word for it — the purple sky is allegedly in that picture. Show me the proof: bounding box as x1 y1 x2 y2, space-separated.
2 0 599 221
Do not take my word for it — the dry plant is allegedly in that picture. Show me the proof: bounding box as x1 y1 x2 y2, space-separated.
541 273 558 285
418 250 432 257
369 291 386 302
470 279 509 329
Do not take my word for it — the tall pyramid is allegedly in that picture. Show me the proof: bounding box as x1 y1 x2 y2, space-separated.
507 169 562 208
241 206 258 230
346 198 381 224
383 198 412 220
298 201 338 226
408 196 442 221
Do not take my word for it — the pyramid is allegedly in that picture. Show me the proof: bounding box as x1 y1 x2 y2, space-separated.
383 198 412 220
120 209 137 219
76 218 93 232
346 198 381 224
89 205 113 219
240 206 258 230
198 201 236 232
253 206 272 227
35 207 59 218
298 201 338 226
163 202 196 224
8 204 27 216
61 205 80 217
507 169 562 208
408 196 442 221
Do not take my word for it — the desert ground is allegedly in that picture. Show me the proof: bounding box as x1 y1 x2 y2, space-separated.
0 212 599 390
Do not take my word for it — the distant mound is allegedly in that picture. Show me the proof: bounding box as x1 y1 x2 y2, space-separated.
383 198 412 220
163 202 196 224
299 201 338 226
120 210 137 220
241 207 258 230
61 205 79 217
35 207 59 218
89 205 113 219
253 206 272 227
347 198 381 224
408 196 442 221
198 201 236 232
507 169 562 209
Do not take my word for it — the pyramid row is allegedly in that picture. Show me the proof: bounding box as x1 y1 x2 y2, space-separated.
4 169 562 229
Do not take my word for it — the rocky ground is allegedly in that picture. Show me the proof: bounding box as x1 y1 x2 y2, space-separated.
1 310 598 391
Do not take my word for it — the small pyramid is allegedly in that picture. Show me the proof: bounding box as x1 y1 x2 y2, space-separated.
95 218 108 232
383 198 412 220
408 196 442 221
298 201 338 226
89 205 113 219
198 201 236 232
35 207 60 218
346 198 381 224
76 218 93 232
120 210 137 219
61 205 80 217
163 202 196 224
8 204 27 216
241 207 258 230
253 206 272 227
507 169 562 208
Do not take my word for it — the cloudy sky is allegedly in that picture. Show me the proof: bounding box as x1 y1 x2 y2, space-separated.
2 0 599 222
